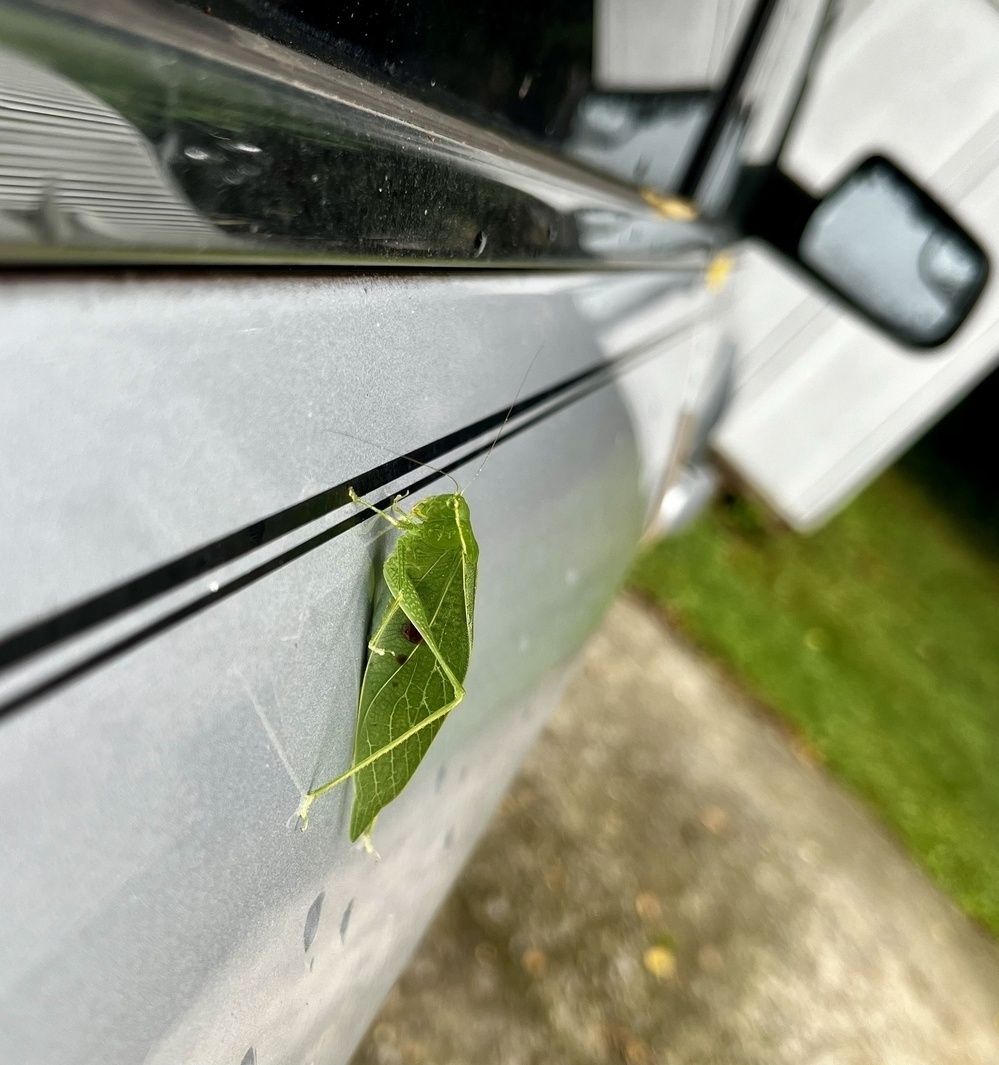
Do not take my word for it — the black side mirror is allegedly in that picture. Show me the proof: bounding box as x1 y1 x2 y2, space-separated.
736 155 989 348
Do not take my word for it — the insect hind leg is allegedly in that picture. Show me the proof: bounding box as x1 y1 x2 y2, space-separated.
300 678 466 815
366 595 405 657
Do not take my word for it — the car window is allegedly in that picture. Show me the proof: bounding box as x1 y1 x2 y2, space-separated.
184 0 757 193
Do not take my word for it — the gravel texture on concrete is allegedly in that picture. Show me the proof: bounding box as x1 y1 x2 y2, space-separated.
350 595 999 1065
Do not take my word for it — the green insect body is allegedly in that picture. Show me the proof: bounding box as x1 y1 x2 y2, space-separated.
298 489 479 839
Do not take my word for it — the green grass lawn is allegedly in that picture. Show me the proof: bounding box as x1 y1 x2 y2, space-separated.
629 467 999 935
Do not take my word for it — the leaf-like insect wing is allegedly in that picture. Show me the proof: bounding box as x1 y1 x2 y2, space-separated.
297 494 481 840
383 513 476 680
350 543 468 840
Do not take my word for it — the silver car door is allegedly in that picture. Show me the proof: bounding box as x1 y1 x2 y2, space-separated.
0 2 799 1063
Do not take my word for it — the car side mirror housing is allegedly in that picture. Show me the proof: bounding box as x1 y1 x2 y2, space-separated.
736 155 989 348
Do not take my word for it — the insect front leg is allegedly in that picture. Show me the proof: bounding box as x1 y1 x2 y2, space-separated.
389 497 417 524
348 487 416 529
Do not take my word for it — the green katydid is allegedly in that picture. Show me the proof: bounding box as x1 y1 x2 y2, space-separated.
297 484 479 840
296 348 544 840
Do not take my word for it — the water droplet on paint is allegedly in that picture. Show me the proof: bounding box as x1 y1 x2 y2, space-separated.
304 891 324 952
340 899 354 943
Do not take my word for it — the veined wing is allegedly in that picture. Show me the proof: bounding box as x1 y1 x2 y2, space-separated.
350 547 467 839
384 534 474 681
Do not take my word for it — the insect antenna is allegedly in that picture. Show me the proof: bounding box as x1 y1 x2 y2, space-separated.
461 342 546 494
332 427 461 494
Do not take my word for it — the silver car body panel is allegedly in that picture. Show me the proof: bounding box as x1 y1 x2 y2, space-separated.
0 269 720 1064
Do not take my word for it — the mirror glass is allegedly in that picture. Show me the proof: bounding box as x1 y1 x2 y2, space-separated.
799 157 988 345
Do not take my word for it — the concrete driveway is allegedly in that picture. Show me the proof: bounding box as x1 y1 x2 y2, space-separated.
351 596 999 1065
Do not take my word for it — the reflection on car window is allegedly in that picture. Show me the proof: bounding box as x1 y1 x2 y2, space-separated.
186 0 595 140
564 91 711 191
186 0 750 193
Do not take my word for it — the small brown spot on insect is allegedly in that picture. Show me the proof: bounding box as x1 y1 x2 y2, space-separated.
401 620 423 645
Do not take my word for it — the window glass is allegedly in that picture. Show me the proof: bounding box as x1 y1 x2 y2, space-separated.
188 0 754 192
